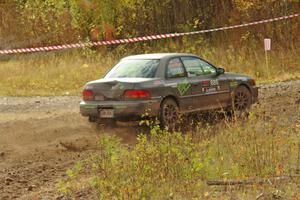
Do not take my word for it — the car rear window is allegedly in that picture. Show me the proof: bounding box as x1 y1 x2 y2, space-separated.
105 59 160 78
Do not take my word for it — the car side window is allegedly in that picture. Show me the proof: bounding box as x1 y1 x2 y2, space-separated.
166 58 186 78
181 57 216 76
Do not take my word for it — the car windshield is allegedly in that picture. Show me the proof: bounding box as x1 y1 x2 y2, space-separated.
105 59 160 78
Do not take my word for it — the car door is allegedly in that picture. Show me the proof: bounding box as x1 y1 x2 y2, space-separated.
181 56 231 111
164 57 194 112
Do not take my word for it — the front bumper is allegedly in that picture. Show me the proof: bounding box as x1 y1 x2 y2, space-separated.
80 99 161 120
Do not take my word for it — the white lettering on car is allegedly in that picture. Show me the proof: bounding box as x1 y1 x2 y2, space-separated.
210 79 219 86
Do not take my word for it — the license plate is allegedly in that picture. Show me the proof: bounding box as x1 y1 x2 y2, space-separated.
99 109 114 118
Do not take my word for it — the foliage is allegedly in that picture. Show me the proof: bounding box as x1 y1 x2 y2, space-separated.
0 0 299 49
58 115 300 199
0 0 299 96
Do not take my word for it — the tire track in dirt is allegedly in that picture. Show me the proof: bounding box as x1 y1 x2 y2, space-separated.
0 97 141 199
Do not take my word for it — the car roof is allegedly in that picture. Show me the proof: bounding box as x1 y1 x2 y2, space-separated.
122 53 199 60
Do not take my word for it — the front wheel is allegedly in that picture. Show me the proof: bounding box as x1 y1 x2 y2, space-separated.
160 98 180 131
232 86 252 116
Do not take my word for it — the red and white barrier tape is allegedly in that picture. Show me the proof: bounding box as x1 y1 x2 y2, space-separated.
0 13 299 55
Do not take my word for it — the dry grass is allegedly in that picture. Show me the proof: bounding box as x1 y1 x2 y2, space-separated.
57 114 300 199
0 51 115 96
0 43 299 96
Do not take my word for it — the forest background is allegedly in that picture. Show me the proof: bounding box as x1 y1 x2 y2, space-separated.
0 0 299 95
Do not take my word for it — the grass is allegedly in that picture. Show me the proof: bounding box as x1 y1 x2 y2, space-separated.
57 114 300 199
0 40 300 96
0 51 114 96
1 40 298 198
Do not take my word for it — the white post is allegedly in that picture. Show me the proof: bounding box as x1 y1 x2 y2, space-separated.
264 38 271 79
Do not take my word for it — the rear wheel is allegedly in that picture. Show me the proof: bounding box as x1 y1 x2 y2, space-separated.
232 86 252 116
160 98 180 131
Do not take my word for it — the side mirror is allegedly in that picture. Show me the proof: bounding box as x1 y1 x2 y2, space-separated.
216 67 225 75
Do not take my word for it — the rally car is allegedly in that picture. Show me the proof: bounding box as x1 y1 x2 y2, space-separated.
80 53 258 129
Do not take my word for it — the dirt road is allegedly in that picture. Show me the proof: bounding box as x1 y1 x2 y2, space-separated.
0 80 300 199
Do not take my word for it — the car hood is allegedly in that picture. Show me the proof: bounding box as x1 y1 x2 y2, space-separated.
225 72 252 80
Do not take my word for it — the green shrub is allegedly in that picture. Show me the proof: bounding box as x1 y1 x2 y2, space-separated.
58 115 299 199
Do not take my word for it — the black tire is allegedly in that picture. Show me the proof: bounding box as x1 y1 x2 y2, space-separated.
160 98 180 131
232 85 252 115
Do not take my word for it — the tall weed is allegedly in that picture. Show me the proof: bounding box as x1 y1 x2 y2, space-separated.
58 115 299 199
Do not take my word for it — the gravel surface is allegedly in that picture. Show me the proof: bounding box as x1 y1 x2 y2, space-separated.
0 80 300 199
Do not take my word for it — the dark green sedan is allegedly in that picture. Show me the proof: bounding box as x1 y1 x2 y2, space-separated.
80 53 258 129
